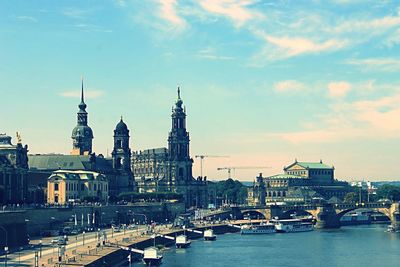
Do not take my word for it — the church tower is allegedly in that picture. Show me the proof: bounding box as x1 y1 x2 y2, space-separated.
168 87 193 183
112 117 131 172
71 79 94 155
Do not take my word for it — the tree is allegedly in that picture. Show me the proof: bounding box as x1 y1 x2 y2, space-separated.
376 185 400 201
344 192 358 203
213 178 248 204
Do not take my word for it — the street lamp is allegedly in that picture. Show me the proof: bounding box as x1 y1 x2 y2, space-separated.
83 231 86 245
39 240 42 258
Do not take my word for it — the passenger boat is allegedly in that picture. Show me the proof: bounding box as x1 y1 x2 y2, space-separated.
176 234 192 248
204 229 217 241
272 219 314 233
142 247 163 266
387 225 399 233
240 223 276 234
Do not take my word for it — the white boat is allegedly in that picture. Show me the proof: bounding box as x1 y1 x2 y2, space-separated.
240 223 276 234
143 247 163 266
272 219 314 233
176 234 191 248
204 229 217 241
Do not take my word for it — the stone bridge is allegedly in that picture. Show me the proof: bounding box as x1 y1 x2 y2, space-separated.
208 202 400 229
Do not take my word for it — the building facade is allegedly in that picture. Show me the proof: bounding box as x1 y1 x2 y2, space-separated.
133 88 208 207
0 133 29 204
248 160 350 205
47 170 108 204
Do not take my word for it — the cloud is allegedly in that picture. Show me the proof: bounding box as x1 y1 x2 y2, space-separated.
266 35 347 58
347 58 400 72
158 0 187 31
15 16 37 23
332 15 400 34
274 80 306 92
60 90 104 99
266 84 400 144
63 7 89 19
115 0 126 7
199 0 262 27
328 81 351 98
249 29 348 63
196 47 235 60
385 29 400 47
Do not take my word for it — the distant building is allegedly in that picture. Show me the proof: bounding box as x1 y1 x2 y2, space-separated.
47 170 108 204
132 88 208 207
248 160 350 205
0 133 29 204
247 174 266 206
28 81 134 203
133 148 169 184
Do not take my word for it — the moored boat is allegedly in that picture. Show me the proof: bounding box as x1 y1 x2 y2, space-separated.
176 234 192 248
204 229 217 241
143 247 163 266
240 223 276 234
272 219 314 233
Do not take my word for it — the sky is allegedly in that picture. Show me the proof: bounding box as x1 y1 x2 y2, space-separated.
1 0 400 181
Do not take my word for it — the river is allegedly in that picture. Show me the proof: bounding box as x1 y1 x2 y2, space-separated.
137 224 399 267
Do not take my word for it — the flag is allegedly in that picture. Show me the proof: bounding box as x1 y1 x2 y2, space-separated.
92 212 95 224
81 214 84 226
88 213 90 225
74 214 77 226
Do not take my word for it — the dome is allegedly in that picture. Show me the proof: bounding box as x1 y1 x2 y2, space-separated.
115 118 129 134
71 125 94 139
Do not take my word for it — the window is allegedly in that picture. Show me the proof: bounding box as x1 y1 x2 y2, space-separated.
81 184 85 191
116 140 122 149
94 184 97 191
54 183 59 191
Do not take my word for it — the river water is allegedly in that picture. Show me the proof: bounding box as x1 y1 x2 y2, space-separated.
143 225 399 267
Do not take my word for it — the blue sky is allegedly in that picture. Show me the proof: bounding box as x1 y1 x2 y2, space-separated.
1 0 400 181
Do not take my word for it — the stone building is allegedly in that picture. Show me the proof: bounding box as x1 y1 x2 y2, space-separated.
0 133 29 204
28 81 134 202
47 170 108 204
248 160 350 205
132 88 208 208
247 173 266 206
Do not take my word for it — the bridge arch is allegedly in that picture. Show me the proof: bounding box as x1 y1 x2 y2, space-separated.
336 207 391 221
281 209 316 220
241 210 268 220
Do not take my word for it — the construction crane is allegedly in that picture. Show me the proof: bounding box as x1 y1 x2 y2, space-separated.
217 166 271 179
195 155 229 178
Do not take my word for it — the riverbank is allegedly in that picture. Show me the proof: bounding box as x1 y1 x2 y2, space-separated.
49 220 259 267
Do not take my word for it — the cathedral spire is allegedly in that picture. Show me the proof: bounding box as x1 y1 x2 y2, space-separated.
79 76 87 111
175 86 183 108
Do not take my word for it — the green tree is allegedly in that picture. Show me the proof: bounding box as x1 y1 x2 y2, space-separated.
376 185 400 201
344 192 358 203
214 178 248 204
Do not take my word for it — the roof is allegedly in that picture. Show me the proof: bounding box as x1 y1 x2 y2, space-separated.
49 170 107 181
285 161 333 170
138 148 168 155
28 154 113 172
267 174 304 179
